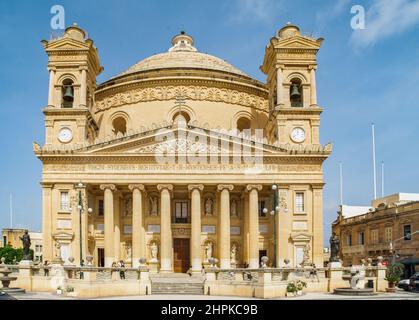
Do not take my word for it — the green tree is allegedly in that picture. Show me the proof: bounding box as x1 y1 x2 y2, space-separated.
0 246 34 264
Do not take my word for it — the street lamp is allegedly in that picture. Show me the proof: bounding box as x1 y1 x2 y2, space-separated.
76 182 93 267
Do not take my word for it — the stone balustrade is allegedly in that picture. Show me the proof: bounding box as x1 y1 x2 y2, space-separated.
3 263 388 299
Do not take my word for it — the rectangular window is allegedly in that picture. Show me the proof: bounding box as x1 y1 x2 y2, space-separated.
404 225 411 241
346 234 352 246
295 192 304 213
98 199 104 217
60 191 70 211
175 201 189 223
3 236 6 247
358 232 365 245
385 227 393 243
258 200 266 217
371 229 379 244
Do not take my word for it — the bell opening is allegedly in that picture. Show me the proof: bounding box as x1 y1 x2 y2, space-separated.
62 79 74 108
290 79 303 108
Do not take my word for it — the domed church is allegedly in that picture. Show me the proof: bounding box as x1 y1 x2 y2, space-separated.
35 23 331 273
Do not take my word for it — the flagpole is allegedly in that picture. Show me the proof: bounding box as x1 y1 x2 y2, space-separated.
9 193 13 229
339 162 343 206
381 161 385 198
372 123 377 200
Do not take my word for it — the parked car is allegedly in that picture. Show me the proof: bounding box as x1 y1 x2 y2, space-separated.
397 273 419 291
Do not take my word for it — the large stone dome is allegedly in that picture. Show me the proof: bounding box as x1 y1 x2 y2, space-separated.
113 31 250 79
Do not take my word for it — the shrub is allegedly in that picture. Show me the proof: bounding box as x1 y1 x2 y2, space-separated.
286 282 297 293
0 246 34 264
385 263 404 285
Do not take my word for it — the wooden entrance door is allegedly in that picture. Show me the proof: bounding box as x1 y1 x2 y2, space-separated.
173 239 190 273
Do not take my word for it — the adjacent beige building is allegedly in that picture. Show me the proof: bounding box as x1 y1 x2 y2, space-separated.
34 23 331 272
332 193 419 274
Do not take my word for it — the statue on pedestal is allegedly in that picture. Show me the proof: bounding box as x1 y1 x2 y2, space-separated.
230 200 238 217
230 243 237 264
303 243 311 266
149 196 158 216
205 242 213 261
19 231 31 260
150 242 158 262
205 198 214 216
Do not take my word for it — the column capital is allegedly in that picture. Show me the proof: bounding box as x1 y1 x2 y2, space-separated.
308 65 318 71
157 184 173 192
40 182 54 189
187 184 204 192
246 184 263 192
217 184 234 192
100 184 116 191
128 184 145 192
311 183 325 190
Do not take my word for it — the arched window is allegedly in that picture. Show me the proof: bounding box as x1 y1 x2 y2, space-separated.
112 117 127 136
62 79 74 108
290 78 303 108
236 117 251 132
172 111 191 124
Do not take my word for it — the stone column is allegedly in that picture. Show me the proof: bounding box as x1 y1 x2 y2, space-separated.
158 184 173 273
217 184 234 269
278 187 290 267
129 184 145 268
276 66 284 107
80 68 87 108
247 185 262 269
309 66 317 106
188 184 204 274
47 69 55 107
41 183 53 262
100 184 116 267
114 193 121 262
312 184 324 267
242 194 249 265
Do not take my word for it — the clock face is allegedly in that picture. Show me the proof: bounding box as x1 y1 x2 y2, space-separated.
291 127 306 143
58 127 73 143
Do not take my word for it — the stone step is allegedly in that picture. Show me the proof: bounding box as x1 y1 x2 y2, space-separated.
151 279 205 295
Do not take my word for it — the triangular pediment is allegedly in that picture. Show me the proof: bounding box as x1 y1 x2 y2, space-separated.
275 36 322 50
45 37 89 51
79 126 283 155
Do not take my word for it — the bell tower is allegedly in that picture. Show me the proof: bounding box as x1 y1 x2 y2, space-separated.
41 23 103 146
261 23 324 146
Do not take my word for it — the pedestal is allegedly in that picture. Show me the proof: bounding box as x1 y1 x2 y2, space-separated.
148 261 159 274
50 264 66 291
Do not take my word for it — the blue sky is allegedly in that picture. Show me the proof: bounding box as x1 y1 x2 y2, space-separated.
0 0 418 246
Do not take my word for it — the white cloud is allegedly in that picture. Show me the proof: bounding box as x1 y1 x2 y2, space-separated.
315 0 351 31
229 0 281 23
350 0 419 49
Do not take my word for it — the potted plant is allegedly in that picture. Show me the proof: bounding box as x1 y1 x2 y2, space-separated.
385 263 404 292
66 286 76 297
295 280 307 296
56 286 63 295
286 282 297 297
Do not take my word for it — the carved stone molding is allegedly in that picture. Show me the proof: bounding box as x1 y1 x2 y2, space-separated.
100 184 116 191
217 184 234 192
95 85 269 113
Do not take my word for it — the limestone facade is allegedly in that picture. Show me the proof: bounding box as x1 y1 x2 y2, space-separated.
332 194 419 268
35 23 331 272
